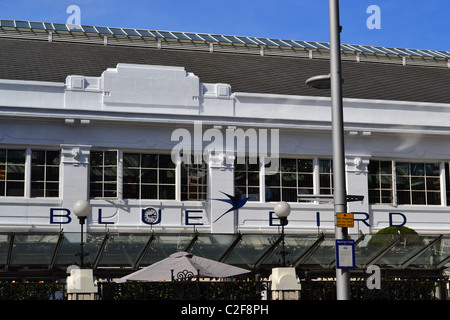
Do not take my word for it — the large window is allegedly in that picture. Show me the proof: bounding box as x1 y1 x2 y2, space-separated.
396 162 440 205
0 149 26 197
368 160 393 204
368 160 441 205
31 150 60 197
234 157 260 201
265 158 314 202
90 150 118 198
181 158 207 201
319 159 333 195
123 153 176 200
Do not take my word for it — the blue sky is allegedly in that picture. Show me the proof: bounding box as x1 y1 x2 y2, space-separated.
0 0 449 51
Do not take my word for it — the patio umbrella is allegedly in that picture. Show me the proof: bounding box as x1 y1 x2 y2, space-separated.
118 251 250 282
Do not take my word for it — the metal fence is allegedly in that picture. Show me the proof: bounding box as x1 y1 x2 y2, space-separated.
0 278 446 300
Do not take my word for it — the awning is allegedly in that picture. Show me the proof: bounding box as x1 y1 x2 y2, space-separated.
0 231 449 279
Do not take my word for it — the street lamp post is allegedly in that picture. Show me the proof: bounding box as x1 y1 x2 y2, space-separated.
73 200 91 269
274 201 291 267
306 0 350 300
271 201 301 300
66 200 98 300
328 0 350 301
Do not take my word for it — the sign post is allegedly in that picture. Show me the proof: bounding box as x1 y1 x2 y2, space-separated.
336 212 354 228
336 239 355 269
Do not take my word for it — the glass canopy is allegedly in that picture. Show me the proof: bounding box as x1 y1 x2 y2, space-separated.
0 231 449 279
1 19 450 60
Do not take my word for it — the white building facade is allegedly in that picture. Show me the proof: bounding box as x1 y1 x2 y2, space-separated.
2 59 450 236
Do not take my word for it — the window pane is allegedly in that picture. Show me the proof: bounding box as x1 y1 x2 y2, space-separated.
123 183 139 199
104 151 117 165
397 191 410 204
123 153 140 167
298 159 313 172
298 173 313 188
411 177 425 190
46 183 59 197
320 174 331 188
90 151 103 166
396 162 409 175
6 181 24 196
381 190 393 203
410 163 425 176
266 187 280 202
159 155 175 169
380 176 392 189
31 182 44 197
281 188 297 202
425 163 440 176
141 154 158 168
90 183 103 198
159 185 175 199
123 168 139 183
280 159 296 172
104 183 117 197
369 189 379 203
368 174 378 189
319 160 332 173
46 167 60 181
8 150 25 164
104 167 117 181
7 165 25 180
412 191 426 204
46 151 60 165
247 187 260 200
159 169 175 184
427 177 440 191
247 172 259 186
141 185 157 199
281 173 296 187
31 151 46 165
396 176 410 190
427 192 441 205
265 173 279 187
32 166 45 181
380 161 392 174
141 169 157 183
90 168 103 182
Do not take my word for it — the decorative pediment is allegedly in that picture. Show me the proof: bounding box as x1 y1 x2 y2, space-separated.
101 63 200 107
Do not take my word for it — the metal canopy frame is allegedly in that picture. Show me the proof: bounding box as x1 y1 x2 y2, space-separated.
1 19 449 61
0 231 449 279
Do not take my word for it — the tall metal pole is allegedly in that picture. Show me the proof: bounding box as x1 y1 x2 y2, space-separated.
329 0 350 300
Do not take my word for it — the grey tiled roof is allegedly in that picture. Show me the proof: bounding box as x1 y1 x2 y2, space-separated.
0 37 449 103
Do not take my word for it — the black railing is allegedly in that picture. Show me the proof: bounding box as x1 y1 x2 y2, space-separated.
98 281 265 300
300 279 445 300
0 278 446 300
0 282 66 300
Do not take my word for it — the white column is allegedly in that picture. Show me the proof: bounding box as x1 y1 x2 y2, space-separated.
60 144 91 232
209 153 236 233
345 155 371 234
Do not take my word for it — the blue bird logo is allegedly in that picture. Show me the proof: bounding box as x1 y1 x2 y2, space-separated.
213 191 249 223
